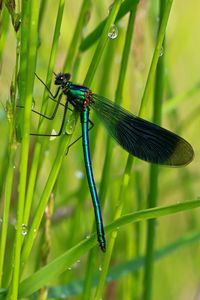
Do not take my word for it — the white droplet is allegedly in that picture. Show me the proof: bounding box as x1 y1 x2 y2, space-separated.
159 46 164 57
99 265 102 272
75 170 84 179
49 129 57 141
13 165 16 169
108 24 118 39
68 267 72 270
33 228 37 233
86 235 90 239
32 100 35 109
21 224 28 236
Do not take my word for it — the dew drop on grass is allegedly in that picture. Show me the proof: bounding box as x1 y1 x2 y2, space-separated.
108 24 118 39
32 99 35 109
159 46 164 57
75 170 84 179
66 112 75 134
49 129 57 141
99 265 102 272
21 224 28 236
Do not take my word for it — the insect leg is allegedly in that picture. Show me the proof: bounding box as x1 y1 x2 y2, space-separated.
16 92 63 120
66 119 94 154
34 72 60 99
30 98 69 137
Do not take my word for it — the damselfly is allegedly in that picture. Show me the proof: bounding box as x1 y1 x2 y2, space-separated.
28 73 194 252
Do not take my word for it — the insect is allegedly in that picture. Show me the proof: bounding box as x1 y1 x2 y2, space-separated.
28 72 194 252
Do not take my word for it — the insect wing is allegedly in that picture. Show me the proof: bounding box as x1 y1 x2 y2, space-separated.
91 94 194 166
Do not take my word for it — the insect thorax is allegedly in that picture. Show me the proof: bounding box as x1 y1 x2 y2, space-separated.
66 83 92 110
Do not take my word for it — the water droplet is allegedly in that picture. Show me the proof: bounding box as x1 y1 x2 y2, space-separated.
32 99 35 109
75 170 84 179
108 24 118 39
13 165 16 169
21 224 28 236
86 235 90 239
99 265 102 272
159 46 164 57
33 228 37 233
0 218 3 224
49 129 57 141
68 266 72 270
66 115 75 134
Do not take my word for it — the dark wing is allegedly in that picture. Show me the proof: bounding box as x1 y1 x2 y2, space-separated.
91 94 194 166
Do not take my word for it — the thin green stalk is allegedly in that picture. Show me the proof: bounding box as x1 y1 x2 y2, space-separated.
18 198 200 298
8 0 39 298
20 132 74 271
0 109 16 286
23 0 65 227
0 8 9 69
94 6 137 299
64 0 92 72
139 0 173 117
143 1 166 299
164 81 200 113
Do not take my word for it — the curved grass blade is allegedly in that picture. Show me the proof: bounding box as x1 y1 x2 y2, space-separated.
91 94 194 166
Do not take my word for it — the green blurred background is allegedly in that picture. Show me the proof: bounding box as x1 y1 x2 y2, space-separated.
0 1 200 299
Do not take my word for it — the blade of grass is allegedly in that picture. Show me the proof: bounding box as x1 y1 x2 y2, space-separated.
0 105 17 286
8 0 39 298
0 8 9 69
45 230 200 298
139 0 173 117
18 199 200 298
143 1 165 299
63 0 92 72
164 81 200 113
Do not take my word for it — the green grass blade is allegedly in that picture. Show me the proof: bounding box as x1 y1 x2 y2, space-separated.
44 230 200 298
8 0 39 298
18 199 200 298
143 1 166 299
